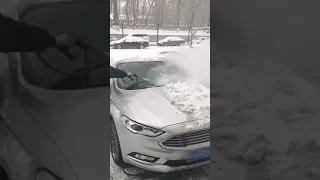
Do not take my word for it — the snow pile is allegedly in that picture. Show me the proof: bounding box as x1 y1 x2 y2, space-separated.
212 63 320 179
163 81 210 120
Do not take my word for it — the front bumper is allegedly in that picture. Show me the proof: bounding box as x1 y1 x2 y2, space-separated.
116 123 210 173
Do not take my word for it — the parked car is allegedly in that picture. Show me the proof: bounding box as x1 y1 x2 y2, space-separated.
110 34 150 49
0 1 110 180
192 37 210 45
158 36 186 46
110 52 210 173
110 36 118 42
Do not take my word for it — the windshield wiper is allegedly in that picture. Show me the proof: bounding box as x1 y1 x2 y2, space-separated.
125 76 156 90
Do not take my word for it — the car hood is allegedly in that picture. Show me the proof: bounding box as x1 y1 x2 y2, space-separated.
119 87 197 129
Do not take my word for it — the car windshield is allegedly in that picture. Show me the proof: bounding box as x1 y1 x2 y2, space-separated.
116 61 188 90
20 1 109 90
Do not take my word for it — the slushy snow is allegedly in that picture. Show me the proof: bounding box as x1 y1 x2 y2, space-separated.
163 81 210 130
212 62 320 180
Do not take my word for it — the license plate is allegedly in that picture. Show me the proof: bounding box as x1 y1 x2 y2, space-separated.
186 148 211 163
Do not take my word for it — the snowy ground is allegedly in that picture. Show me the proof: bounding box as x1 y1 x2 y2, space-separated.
110 28 210 36
110 45 211 180
211 60 320 180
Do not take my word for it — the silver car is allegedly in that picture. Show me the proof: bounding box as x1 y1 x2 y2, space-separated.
110 53 210 173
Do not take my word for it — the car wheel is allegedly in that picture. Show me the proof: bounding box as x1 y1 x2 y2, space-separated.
110 119 127 167
139 44 145 49
164 43 168 46
116 44 122 49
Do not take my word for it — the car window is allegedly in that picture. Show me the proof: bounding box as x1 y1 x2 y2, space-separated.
116 61 188 90
20 1 109 90
125 36 146 42
132 34 149 40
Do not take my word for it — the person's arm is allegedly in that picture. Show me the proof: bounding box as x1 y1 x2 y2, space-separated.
0 13 57 53
110 66 128 78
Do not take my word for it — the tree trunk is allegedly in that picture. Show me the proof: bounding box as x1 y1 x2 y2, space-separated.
132 0 137 27
112 0 119 26
141 0 146 25
190 0 197 47
145 0 155 26
126 0 129 26
176 0 181 30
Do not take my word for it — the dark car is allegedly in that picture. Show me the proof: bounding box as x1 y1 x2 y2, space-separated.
158 36 186 46
110 34 149 49
0 1 110 180
110 36 118 42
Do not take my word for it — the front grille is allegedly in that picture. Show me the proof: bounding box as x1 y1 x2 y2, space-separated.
162 129 210 147
164 157 210 167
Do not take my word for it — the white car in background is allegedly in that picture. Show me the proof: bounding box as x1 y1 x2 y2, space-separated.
110 52 210 173
192 37 210 45
158 36 186 46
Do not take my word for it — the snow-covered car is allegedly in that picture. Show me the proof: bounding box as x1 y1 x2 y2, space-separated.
192 36 210 45
110 52 210 173
158 36 186 46
110 35 118 42
110 34 150 49
0 1 110 180
130 33 150 41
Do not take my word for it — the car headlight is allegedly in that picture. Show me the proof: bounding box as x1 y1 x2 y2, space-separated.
121 116 164 137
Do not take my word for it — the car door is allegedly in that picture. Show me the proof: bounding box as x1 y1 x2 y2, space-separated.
16 2 110 180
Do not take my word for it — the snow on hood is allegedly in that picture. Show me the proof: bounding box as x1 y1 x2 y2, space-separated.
212 62 320 179
162 81 210 130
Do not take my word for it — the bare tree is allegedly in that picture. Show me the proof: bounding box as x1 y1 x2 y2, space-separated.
112 0 119 26
125 0 129 26
189 0 201 45
131 0 140 28
176 0 182 30
140 0 147 25
145 0 155 26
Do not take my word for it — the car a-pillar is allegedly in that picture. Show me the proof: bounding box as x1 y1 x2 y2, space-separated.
213 0 320 86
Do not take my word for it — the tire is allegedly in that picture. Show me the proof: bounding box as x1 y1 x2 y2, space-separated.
164 43 168 46
110 119 127 168
116 44 122 49
139 44 145 49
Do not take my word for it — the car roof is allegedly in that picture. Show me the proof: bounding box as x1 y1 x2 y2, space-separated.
129 33 149 36
111 51 180 67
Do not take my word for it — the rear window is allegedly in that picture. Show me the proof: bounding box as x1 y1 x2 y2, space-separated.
20 1 109 90
132 34 149 40
132 34 149 37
